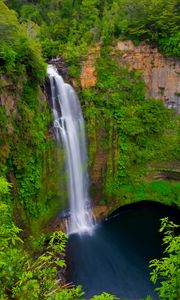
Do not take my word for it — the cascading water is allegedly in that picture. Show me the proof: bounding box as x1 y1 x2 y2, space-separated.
47 65 95 234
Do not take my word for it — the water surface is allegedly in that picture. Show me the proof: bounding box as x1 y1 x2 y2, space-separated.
67 201 180 299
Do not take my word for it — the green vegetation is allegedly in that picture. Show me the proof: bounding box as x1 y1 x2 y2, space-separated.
0 178 81 299
0 179 83 299
0 0 64 228
1 177 179 299
0 1 45 80
0 178 115 299
150 218 180 300
82 48 179 207
118 181 180 207
0 1 179 299
6 0 180 61
2 0 179 211
91 293 117 300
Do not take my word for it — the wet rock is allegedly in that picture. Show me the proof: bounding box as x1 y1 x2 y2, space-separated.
47 57 70 82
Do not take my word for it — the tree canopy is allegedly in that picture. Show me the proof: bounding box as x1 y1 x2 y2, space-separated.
5 0 180 59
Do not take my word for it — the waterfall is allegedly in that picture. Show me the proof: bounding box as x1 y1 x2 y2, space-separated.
47 65 95 234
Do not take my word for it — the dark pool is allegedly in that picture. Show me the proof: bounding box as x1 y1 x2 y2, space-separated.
66 201 180 300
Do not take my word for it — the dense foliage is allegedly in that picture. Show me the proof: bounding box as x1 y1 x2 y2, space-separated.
0 175 115 300
0 0 61 228
2 0 179 210
5 0 180 61
1 177 179 299
82 48 179 207
0 1 179 299
0 1 45 79
0 178 85 299
150 218 180 300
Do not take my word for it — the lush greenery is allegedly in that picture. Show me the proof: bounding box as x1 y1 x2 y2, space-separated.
150 218 180 300
0 0 65 228
2 0 179 214
82 48 179 207
6 0 180 62
1 178 179 299
0 177 117 299
0 1 179 299
0 178 81 299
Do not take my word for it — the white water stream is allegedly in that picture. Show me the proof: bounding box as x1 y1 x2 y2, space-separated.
48 65 95 234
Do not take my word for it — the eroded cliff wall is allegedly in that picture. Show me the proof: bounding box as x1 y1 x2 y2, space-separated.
81 41 180 111
80 42 180 209
116 41 180 112
116 41 180 111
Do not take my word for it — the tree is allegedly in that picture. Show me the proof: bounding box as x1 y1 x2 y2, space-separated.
91 292 118 299
149 218 180 300
0 176 12 195
0 0 18 42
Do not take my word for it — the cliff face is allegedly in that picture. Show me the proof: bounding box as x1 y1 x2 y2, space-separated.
80 41 180 209
80 41 180 112
80 45 100 88
0 74 68 230
116 41 180 112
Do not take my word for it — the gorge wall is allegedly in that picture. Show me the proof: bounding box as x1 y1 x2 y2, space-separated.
1 40 179 229
0 75 68 231
80 41 180 209
81 41 180 111
116 41 180 112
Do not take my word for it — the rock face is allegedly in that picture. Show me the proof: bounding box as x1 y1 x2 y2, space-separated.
48 57 70 82
80 41 180 111
116 40 180 112
80 45 100 88
80 41 180 208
